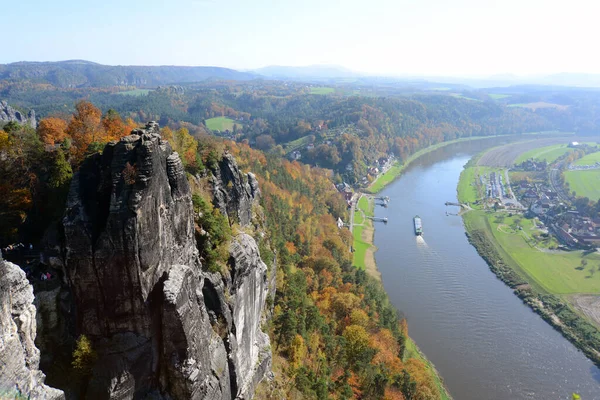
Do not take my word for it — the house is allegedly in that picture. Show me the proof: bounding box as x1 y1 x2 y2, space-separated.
523 189 538 199
289 150 302 160
345 164 353 172
553 223 578 247
368 167 379 176
306 143 315 150
337 218 344 229
569 141 580 148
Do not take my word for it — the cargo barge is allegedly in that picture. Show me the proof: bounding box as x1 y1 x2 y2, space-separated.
414 215 423 236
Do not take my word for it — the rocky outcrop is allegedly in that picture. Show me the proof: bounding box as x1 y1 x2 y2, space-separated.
211 153 260 227
58 122 271 399
0 100 37 129
0 259 64 399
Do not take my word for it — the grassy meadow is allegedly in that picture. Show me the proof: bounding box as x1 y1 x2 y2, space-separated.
205 116 239 131
352 196 373 270
573 151 600 166
310 86 335 95
564 169 600 201
515 144 574 164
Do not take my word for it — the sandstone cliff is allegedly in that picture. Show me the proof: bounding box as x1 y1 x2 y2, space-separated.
0 259 64 399
0 100 36 129
57 122 271 399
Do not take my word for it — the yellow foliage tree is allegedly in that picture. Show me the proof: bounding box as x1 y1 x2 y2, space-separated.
289 334 307 368
72 334 97 375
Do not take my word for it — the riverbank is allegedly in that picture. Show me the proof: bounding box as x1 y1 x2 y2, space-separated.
458 158 600 366
352 197 452 398
367 136 503 194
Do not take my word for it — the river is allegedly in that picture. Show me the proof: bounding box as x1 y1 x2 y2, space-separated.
373 138 600 399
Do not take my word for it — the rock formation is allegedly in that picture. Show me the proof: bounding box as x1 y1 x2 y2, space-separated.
58 122 271 399
0 259 64 399
0 100 37 129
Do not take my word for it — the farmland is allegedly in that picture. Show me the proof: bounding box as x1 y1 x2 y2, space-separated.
205 116 239 131
477 137 575 167
486 212 600 294
515 144 574 164
564 169 600 201
117 89 152 96
508 102 569 111
573 151 600 166
310 86 335 95
489 93 511 100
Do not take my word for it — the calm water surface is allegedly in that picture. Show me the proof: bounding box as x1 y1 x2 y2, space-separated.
373 139 600 399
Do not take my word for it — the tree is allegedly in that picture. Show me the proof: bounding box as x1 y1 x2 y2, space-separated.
101 109 132 142
343 324 372 366
48 149 73 189
255 134 275 151
38 117 68 145
72 335 97 375
66 101 103 162
289 334 307 368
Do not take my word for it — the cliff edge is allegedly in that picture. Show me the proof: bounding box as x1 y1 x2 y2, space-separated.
0 259 64 399
59 122 271 399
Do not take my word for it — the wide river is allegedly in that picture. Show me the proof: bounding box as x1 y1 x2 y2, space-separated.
373 138 600 399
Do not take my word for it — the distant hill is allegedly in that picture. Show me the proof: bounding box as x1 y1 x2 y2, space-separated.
0 60 258 88
253 65 358 80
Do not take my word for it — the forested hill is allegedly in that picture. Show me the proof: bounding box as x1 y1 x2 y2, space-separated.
0 60 257 88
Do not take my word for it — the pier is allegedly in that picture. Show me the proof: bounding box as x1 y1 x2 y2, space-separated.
368 216 388 223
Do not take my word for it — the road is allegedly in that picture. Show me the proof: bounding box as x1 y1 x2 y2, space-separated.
503 169 525 209
549 161 571 202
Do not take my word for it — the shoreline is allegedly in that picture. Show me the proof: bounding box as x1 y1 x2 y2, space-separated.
457 156 600 367
351 194 452 400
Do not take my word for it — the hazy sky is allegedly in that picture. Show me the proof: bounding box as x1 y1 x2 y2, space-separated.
4 0 600 76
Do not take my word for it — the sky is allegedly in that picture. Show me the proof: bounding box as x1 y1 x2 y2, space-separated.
4 0 600 76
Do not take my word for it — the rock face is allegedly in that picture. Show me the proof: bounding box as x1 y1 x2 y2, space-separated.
0 100 37 129
0 259 64 399
59 122 271 399
212 153 260 227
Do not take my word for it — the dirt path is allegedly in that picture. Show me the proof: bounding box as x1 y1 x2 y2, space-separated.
570 294 600 328
362 225 381 281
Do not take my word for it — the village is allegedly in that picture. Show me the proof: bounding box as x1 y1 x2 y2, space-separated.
483 145 600 250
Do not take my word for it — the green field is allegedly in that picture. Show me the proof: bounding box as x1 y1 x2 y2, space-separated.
573 151 600 166
450 93 481 102
487 212 600 294
564 169 600 200
457 164 506 207
310 87 335 95
488 93 511 100
117 89 152 96
457 166 479 204
205 116 239 131
352 196 373 270
515 144 574 164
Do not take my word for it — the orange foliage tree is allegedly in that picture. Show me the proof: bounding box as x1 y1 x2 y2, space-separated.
38 117 68 145
66 100 103 161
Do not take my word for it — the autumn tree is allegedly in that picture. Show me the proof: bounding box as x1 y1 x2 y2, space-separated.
66 100 103 162
101 109 136 142
38 117 68 145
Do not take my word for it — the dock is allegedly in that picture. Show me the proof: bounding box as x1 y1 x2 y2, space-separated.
368 216 388 223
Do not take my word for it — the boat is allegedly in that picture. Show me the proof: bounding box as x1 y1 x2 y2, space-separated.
414 215 423 236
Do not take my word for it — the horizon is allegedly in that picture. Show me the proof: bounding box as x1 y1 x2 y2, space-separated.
3 0 600 77
3 59 599 81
